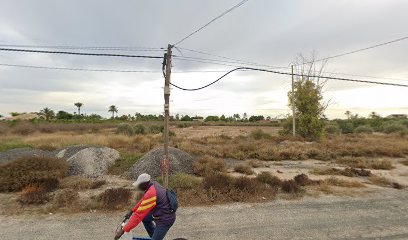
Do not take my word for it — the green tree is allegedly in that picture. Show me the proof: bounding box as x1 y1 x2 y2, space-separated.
56 111 73 120
286 54 327 140
39 107 55 121
108 105 118 118
74 102 83 116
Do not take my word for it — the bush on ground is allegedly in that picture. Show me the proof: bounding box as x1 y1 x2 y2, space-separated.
168 173 201 190
133 124 146 135
116 123 134 136
250 129 272 140
325 177 364 188
17 185 49 205
312 167 371 177
325 123 341 135
335 157 393 170
192 156 226 176
383 123 407 134
248 159 263 168
294 174 315 186
0 156 68 192
54 189 79 207
281 180 302 193
234 164 254 175
98 188 132 210
256 172 282 187
354 125 374 134
401 159 408 166
149 125 164 134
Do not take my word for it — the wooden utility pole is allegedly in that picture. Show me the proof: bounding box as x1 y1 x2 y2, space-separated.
291 65 296 136
163 44 172 188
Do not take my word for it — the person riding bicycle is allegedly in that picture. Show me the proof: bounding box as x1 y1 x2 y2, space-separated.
114 173 176 240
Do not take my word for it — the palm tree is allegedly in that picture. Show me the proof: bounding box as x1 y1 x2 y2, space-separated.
108 105 118 118
74 102 83 116
39 107 55 121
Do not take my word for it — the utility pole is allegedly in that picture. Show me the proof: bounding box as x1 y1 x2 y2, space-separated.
291 65 296 136
163 44 172 188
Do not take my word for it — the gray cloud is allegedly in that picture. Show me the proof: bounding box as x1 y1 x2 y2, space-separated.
0 0 407 118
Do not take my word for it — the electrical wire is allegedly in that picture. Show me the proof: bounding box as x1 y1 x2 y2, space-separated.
177 47 289 69
0 62 230 74
0 47 163 59
307 36 408 64
0 44 163 52
170 67 408 91
173 0 250 46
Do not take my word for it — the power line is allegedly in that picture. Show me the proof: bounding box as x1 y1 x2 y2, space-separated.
0 44 163 52
173 0 250 46
0 47 163 59
170 67 408 91
309 36 408 64
177 46 289 69
0 62 231 74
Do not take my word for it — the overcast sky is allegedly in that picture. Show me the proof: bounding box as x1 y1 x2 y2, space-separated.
0 0 407 119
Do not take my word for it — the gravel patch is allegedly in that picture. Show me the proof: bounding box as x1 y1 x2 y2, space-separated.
126 147 196 179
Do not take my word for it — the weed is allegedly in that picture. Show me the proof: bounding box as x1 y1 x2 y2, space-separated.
0 156 68 192
98 188 132 210
294 173 316 186
325 177 364 188
336 157 393 170
18 185 49 205
256 172 282 187
192 156 226 176
54 189 79 207
250 129 272 140
168 173 201 190
248 159 263 168
281 180 302 193
234 164 254 175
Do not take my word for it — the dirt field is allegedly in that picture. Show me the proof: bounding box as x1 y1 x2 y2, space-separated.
1 189 407 240
172 125 281 138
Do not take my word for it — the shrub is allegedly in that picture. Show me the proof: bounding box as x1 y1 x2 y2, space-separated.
325 123 341 135
98 188 132 210
325 177 364 188
133 124 146 135
10 122 36 135
401 159 408 166
192 156 226 176
169 173 201 190
256 172 282 187
250 129 272 140
18 185 49 205
54 189 79 207
281 180 302 193
233 177 264 194
203 173 234 192
149 125 164 134
354 125 373 134
335 157 393 170
234 164 254 175
0 156 68 192
312 167 371 177
294 173 315 186
177 123 192 128
116 123 134 136
383 123 407 134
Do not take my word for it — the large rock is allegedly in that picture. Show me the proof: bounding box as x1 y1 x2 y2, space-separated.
126 147 195 180
0 148 52 165
55 145 119 177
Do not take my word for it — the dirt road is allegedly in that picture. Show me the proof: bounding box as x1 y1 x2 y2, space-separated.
1 189 407 240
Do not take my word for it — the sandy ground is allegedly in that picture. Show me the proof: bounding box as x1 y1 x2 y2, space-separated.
1 189 407 240
172 125 280 138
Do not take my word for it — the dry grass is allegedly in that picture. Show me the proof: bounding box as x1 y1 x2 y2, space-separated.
192 156 226 176
234 164 254 175
0 156 68 192
281 180 302 193
256 172 282 187
248 159 263 168
98 188 132 210
401 159 408 166
324 177 365 188
54 189 79 207
311 167 371 177
17 185 50 205
60 176 106 190
336 157 394 170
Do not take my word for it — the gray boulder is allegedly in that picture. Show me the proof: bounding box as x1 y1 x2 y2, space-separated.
55 145 119 177
0 148 53 165
126 147 195 180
